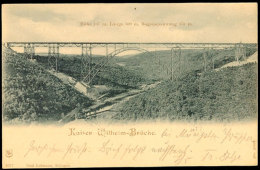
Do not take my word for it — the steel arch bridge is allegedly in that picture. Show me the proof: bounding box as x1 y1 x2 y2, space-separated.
5 42 257 84
110 47 149 56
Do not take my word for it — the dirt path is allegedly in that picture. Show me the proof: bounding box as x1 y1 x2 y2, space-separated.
62 81 161 123
83 81 161 120
215 51 258 71
47 69 101 101
51 64 162 124
46 64 161 124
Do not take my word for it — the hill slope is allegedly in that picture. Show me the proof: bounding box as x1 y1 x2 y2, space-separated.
3 50 92 123
35 55 148 89
113 48 257 81
113 62 257 121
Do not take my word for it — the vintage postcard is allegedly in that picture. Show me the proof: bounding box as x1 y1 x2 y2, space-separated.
2 3 258 168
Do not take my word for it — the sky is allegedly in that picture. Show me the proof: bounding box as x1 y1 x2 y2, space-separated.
2 3 258 55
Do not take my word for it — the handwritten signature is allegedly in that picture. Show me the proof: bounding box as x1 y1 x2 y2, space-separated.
202 149 241 163
24 140 62 158
24 140 90 159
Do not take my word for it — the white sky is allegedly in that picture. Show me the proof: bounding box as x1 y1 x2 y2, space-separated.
2 3 258 55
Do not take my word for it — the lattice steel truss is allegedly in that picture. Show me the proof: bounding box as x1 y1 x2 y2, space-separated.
6 42 257 85
171 47 182 80
23 44 35 59
235 43 246 62
48 44 59 71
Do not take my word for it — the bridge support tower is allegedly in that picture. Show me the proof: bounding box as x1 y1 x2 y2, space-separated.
81 44 89 81
170 47 182 81
48 44 59 72
235 43 246 62
24 44 35 59
202 48 215 72
81 44 93 84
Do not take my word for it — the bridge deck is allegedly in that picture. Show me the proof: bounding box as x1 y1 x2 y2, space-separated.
6 42 257 49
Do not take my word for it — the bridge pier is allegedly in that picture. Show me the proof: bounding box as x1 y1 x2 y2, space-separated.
154 50 162 73
81 44 93 84
202 48 215 72
88 45 92 84
235 43 246 62
106 44 109 62
48 44 59 72
211 48 215 69
81 44 89 80
171 47 182 81
24 44 35 59
202 48 207 72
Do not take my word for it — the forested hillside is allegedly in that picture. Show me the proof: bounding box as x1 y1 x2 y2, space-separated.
114 48 256 81
3 51 92 123
113 63 257 121
3 46 257 123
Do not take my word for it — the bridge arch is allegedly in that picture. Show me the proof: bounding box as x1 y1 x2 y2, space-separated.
82 47 152 83
109 47 150 57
